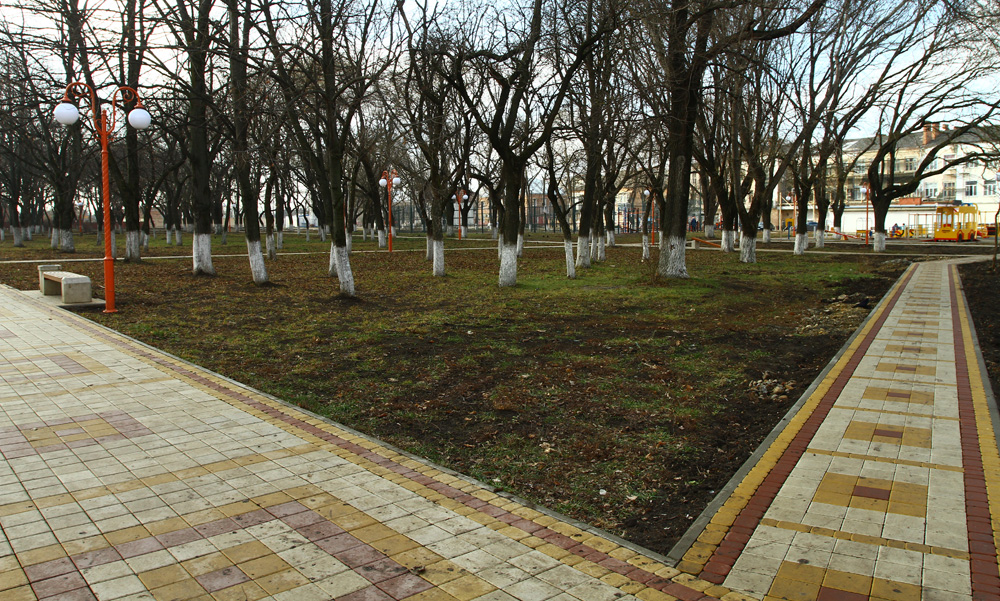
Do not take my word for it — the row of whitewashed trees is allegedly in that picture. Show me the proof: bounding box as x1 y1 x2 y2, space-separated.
1 0 998 294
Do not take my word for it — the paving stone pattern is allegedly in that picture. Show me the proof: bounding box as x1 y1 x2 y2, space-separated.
0 284 742 601
674 261 1000 601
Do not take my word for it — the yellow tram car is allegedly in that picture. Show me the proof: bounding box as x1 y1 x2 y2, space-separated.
934 204 980 242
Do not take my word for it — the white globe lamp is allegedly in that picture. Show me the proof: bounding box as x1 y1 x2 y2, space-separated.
54 102 80 126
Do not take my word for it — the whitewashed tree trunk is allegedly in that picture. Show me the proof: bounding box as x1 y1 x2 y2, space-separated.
0 228 4 242
125 231 141 261
499 242 518 287
247 239 268 284
173 227 183 246
25 227 32 241
391 226 396 238
334 245 355 296
641 235 650 260
740 234 757 263
447 225 454 237
721 230 735 252
362 227 368 241
59 229 74 252
12 228 24 247
705 224 715 239
657 235 689 278
589 234 597 260
346 234 352 253
794 233 808 255
517 233 524 257
266 233 276 259
328 242 338 276
597 235 606 261
607 230 615 247
426 235 434 261
576 235 591 268
497 235 502 258
221 229 228 245
50 228 58 249
192 233 215 275
319 226 327 242
814 229 825 249
433 239 445 276
141 232 149 252
277 232 283 249
491 226 498 240
377 229 386 248
762 229 771 244
564 240 576 278
111 231 117 259
873 231 887 252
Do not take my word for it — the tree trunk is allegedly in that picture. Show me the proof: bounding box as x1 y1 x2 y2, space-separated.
794 233 808 255
740 232 757 263
564 239 576 278
433 239 445 277
126 230 140 260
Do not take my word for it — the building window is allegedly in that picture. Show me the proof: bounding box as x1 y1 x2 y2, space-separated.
966 181 978 197
905 157 917 171
853 160 867 174
944 182 956 198
986 180 997 196
924 185 938 198
852 187 865 201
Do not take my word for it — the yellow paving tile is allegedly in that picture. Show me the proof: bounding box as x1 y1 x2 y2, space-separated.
238 554 292 579
151 578 207 601
419 560 465 585
211 582 268 601
0 570 28 591
256 568 309 594
438 574 497 601
182 551 234 577
17 543 67 565
1 586 36 601
140 564 191 589
222 541 272 564
105 525 152 545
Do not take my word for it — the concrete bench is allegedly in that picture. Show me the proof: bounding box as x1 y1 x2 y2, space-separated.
38 265 92 304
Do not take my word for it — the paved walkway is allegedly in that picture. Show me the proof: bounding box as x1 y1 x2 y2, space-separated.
0 285 739 601
673 259 1000 600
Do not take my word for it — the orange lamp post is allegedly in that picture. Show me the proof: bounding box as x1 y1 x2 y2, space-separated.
54 82 151 314
379 169 400 252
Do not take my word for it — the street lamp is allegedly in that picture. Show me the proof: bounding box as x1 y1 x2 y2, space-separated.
379 170 400 252
993 169 1000 270
54 82 151 313
452 190 469 240
784 195 792 238
643 189 654 236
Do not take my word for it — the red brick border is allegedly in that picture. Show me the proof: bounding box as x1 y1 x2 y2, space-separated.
949 266 1000 600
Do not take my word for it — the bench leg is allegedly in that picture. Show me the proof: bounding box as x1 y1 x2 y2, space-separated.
42 279 62 296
